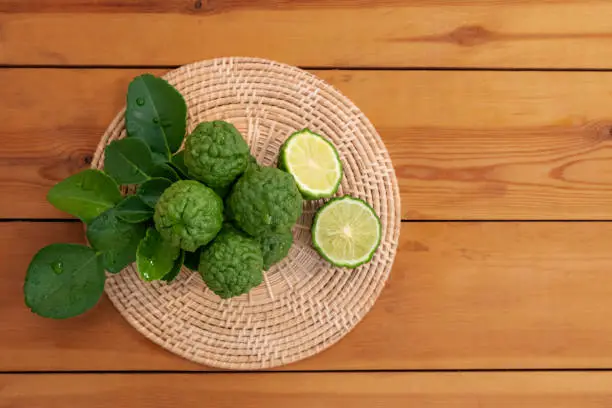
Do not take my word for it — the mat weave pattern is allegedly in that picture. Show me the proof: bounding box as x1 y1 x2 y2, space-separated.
91 57 401 369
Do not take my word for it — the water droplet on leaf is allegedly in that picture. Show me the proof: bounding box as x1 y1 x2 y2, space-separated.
51 260 64 275
136 97 145 106
152 117 160 124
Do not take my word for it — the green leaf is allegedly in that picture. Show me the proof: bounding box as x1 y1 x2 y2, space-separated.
171 150 189 179
47 169 122 224
137 178 173 208
152 152 169 166
86 209 146 273
137 228 181 282
162 250 185 283
125 74 187 156
183 249 201 271
151 163 180 182
24 243 105 319
115 195 153 223
104 138 155 185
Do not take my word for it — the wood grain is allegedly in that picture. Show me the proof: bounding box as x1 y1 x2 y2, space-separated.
2 2 612 67
5 221 612 371
3 69 612 220
3 372 612 407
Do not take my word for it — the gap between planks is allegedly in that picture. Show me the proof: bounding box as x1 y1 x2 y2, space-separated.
6 368 612 375
6 65 612 72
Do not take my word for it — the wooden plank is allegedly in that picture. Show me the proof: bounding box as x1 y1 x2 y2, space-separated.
2 2 612 68
5 221 612 371
3 372 612 407
0 69 137 219
3 69 612 220
0 0 591 13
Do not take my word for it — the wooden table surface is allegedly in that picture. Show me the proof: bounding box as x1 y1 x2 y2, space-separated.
3 1 612 406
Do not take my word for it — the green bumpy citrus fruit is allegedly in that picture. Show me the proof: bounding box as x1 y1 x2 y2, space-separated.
258 229 293 270
184 121 250 190
227 166 303 237
154 180 223 252
199 225 263 299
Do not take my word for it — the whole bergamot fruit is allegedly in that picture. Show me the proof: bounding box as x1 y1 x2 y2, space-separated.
184 121 250 190
258 229 293 270
154 180 223 252
227 166 303 237
199 225 263 299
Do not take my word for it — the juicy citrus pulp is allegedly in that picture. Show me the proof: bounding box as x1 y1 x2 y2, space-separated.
280 129 342 198
312 196 381 268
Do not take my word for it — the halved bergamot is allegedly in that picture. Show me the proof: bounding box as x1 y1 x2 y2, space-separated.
312 196 381 268
279 129 342 199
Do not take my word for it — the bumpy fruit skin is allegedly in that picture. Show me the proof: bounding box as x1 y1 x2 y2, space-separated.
246 154 260 173
154 180 223 252
227 166 303 237
258 230 293 270
184 121 250 190
199 226 263 299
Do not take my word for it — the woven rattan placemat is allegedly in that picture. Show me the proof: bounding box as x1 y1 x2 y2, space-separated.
91 57 401 369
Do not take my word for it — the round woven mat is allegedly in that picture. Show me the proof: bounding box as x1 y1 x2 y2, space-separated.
92 57 401 370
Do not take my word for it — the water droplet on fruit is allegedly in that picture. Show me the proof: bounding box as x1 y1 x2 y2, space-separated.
152 117 160 124
51 261 64 275
136 97 145 106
